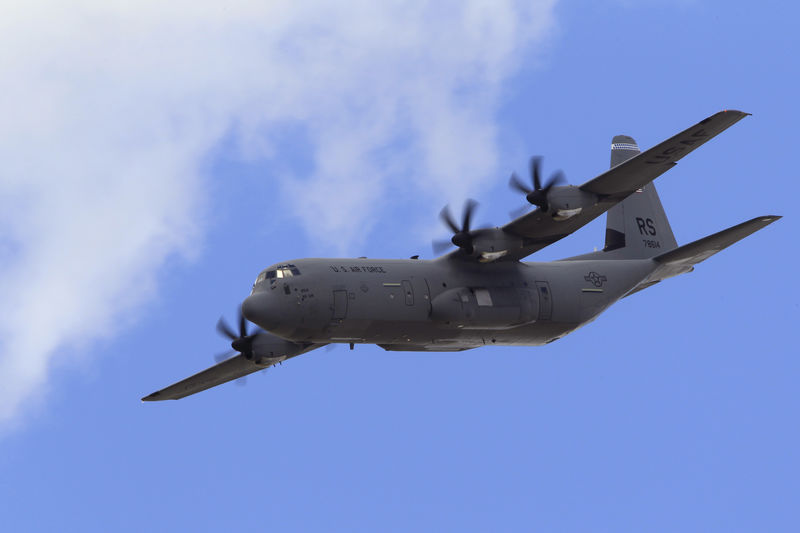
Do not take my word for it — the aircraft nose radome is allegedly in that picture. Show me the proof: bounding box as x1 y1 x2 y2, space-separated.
242 292 278 330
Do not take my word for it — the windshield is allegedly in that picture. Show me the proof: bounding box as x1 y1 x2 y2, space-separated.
254 264 301 289
271 264 300 280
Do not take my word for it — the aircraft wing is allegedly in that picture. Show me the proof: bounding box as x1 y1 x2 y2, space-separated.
499 110 750 261
579 109 749 196
141 344 322 401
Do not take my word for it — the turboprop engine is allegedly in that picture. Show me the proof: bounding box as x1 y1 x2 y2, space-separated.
545 185 599 220
432 201 525 262
508 156 599 220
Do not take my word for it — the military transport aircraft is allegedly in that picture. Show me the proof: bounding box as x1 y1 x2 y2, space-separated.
143 110 779 401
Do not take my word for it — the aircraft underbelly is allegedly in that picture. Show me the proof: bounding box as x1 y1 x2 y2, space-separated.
319 316 578 348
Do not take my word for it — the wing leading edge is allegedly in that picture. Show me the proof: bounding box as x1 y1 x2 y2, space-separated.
141 343 322 401
141 354 268 401
497 110 750 261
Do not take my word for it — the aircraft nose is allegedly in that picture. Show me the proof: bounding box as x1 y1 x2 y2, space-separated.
242 291 281 331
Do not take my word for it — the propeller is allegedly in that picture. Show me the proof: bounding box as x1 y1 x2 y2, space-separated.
509 156 566 215
216 308 264 364
433 199 479 254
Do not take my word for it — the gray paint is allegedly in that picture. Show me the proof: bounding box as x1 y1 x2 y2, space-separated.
142 110 779 401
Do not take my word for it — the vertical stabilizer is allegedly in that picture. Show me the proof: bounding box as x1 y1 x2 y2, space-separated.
604 136 677 258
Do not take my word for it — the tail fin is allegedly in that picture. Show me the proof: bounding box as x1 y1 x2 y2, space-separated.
603 136 678 258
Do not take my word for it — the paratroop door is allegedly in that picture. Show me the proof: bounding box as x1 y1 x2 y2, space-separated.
332 290 348 320
535 281 552 321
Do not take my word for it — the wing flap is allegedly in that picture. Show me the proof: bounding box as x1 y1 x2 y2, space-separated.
581 110 749 197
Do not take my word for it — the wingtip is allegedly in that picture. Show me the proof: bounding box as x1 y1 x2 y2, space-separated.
748 215 781 227
721 109 750 117
141 391 162 402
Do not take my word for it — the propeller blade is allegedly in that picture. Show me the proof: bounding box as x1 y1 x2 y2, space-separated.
530 156 543 190
544 170 566 190
432 239 454 254
509 172 531 194
462 199 477 233
216 317 237 341
439 205 460 234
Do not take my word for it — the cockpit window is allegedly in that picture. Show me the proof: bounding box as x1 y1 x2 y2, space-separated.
274 264 300 279
255 264 301 288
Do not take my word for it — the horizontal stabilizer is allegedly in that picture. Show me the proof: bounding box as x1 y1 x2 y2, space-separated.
654 215 781 267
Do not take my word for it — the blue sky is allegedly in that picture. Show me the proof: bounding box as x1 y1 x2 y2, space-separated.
1 1 798 531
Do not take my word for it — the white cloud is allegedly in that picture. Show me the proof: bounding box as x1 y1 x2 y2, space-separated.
0 0 558 425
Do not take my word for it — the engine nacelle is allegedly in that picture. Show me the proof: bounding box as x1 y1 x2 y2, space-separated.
431 286 538 330
547 186 598 220
468 228 525 262
250 331 307 363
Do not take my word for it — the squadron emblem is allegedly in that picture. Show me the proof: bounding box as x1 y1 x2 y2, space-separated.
584 271 607 287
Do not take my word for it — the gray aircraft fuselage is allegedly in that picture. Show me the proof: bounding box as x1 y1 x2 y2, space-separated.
242 256 657 351
141 110 779 402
